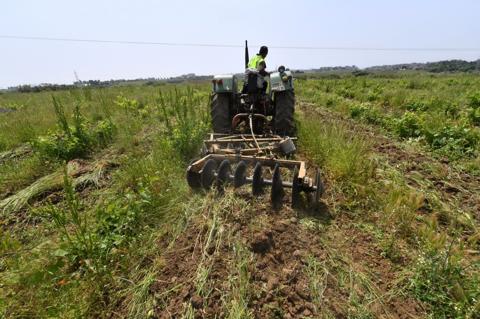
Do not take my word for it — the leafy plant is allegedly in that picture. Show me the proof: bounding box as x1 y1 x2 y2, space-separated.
338 87 355 99
444 103 460 119
43 168 98 269
393 111 423 138
404 100 429 112
468 92 480 126
349 104 384 125
468 92 480 109
95 187 148 250
33 97 115 160
350 104 368 119
424 125 479 159
411 226 480 318
468 107 480 126
114 95 143 113
157 88 209 159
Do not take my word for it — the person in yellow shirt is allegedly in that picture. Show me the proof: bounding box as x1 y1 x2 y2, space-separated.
248 46 269 76
245 46 269 93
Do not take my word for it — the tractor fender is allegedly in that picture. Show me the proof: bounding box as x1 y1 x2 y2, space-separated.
212 75 237 93
270 71 294 92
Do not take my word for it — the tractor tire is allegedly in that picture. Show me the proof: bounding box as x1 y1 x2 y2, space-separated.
211 93 232 134
274 90 296 137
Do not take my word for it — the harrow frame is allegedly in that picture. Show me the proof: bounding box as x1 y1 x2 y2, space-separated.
186 133 324 208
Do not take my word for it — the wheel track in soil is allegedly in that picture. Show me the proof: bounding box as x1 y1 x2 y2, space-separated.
147 101 443 318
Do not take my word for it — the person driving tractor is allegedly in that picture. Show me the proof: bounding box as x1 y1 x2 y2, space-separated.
248 46 269 76
244 45 269 93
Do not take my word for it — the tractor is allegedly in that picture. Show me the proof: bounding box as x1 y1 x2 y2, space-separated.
186 41 323 208
211 41 295 137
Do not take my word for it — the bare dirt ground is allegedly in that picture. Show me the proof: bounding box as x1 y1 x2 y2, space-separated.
150 193 424 317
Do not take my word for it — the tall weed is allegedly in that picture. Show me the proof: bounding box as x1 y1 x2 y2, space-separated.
33 97 115 160
156 88 209 160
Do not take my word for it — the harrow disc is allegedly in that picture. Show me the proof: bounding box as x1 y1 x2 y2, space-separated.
186 159 201 189
252 162 264 196
291 166 301 208
186 168 201 189
233 161 247 188
314 169 325 204
201 159 217 190
216 159 231 190
271 164 285 209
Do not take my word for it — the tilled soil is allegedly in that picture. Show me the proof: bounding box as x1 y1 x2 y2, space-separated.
150 189 424 318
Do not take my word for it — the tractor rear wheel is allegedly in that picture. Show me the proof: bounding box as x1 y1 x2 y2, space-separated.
274 90 296 137
211 93 232 134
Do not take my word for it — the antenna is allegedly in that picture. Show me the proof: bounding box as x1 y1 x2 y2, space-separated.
245 40 249 69
73 71 84 87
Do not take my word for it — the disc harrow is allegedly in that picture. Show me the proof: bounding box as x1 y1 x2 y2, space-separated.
186 133 324 208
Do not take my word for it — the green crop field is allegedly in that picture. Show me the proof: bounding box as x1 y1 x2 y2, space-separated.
1 72 479 318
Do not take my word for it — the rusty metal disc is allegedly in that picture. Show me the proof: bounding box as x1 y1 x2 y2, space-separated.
233 161 247 188
186 167 201 189
314 169 325 204
271 164 284 209
291 166 301 208
216 159 231 190
252 162 264 196
201 159 217 190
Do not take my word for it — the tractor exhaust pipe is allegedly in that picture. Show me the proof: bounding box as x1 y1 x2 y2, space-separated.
245 40 249 69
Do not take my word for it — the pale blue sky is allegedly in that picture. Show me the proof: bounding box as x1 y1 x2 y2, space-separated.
1 0 479 88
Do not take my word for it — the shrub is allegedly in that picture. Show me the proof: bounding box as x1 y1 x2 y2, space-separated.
325 97 337 108
34 132 90 160
95 190 145 250
366 90 380 102
92 119 116 147
43 169 151 273
468 92 480 126
468 92 480 109
350 104 368 119
393 111 423 138
44 169 98 268
424 125 479 159
33 97 115 160
337 88 355 99
444 103 460 119
157 88 209 160
349 104 384 125
468 107 480 126
404 101 429 112
411 226 480 318
114 95 143 112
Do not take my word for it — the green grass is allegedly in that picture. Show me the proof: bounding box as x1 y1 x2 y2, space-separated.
297 73 480 172
0 154 58 200
0 85 210 317
299 117 374 186
297 77 480 317
1 73 480 318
